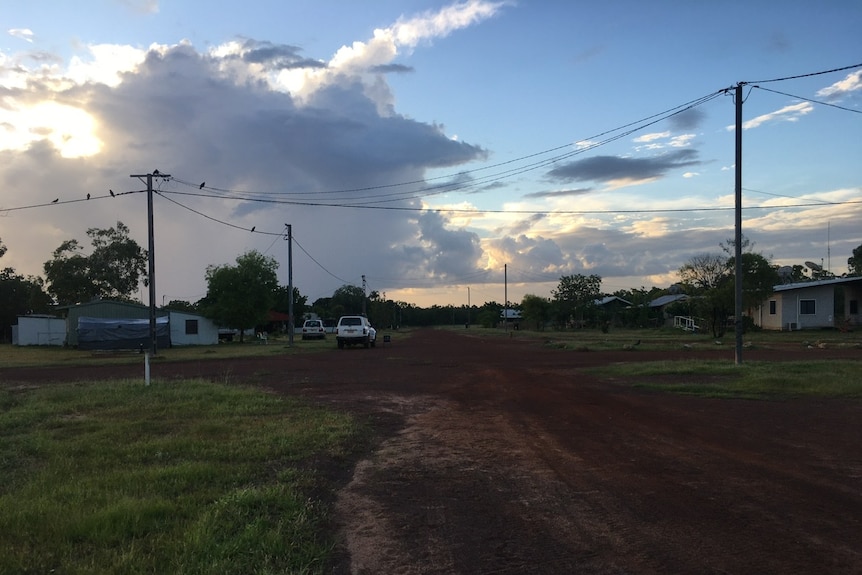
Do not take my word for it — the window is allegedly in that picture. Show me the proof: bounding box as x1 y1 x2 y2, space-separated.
769 300 776 315
851 300 859 315
799 300 816 315
185 319 199 335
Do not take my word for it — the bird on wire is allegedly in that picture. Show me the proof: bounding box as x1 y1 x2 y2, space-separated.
250 226 256 232
199 181 205 189
86 193 90 200
51 198 58 203
109 189 115 197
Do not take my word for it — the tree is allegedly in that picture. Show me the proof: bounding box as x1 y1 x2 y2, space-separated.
272 285 307 325
520 294 552 330
727 252 780 311
849 243 862 276
678 253 727 291
43 222 147 305
551 274 602 328
0 238 52 341
331 285 367 317
203 250 279 342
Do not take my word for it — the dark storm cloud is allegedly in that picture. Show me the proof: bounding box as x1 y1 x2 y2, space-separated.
6 41 491 300
388 210 482 278
522 187 592 199
371 63 414 74
547 149 700 183
239 39 326 70
667 107 705 131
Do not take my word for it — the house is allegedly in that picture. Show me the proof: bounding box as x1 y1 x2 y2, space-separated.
12 315 66 346
753 276 862 330
595 296 633 326
648 294 691 327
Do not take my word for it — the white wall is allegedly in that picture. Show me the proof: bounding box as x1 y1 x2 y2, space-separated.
168 311 219 346
15 316 66 346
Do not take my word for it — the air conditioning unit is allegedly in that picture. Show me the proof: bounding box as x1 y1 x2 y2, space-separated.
784 322 797 331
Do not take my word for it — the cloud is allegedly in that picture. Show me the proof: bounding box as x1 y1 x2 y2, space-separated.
370 63 415 74
726 101 814 131
668 107 706 131
0 32 489 302
522 188 592 200
8 28 34 43
238 40 326 70
816 70 862 99
546 149 700 186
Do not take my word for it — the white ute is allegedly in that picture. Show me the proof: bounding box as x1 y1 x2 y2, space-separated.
335 315 376 349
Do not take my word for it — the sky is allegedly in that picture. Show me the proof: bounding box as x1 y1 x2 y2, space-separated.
1 0 860 309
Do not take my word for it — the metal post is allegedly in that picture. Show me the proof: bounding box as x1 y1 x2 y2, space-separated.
504 264 508 331
734 84 744 364
287 224 294 347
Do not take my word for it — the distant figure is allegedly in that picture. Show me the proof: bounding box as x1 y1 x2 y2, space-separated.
86 193 90 200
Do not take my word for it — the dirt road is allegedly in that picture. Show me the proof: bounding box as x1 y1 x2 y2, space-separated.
3 329 860 573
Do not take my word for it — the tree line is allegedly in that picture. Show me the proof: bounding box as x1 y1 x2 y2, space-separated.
2 224 861 342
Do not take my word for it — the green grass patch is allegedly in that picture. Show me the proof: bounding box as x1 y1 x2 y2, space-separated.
0 379 360 574
588 359 862 399
0 337 332 369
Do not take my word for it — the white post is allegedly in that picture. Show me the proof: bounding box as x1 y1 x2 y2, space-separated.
145 351 151 386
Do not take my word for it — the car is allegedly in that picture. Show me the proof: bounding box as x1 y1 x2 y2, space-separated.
335 315 376 349
301 319 326 340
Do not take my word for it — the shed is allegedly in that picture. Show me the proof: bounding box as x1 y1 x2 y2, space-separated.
12 315 66 346
168 310 219 346
60 300 168 347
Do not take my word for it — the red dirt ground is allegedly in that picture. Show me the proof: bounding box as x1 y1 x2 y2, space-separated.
2 329 861 574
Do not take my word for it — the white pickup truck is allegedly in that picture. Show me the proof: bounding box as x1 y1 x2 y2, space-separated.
335 315 377 349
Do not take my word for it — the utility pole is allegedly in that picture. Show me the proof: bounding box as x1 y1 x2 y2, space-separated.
285 224 294 347
467 286 470 328
131 170 169 356
362 274 367 316
504 264 508 332
733 84 743 365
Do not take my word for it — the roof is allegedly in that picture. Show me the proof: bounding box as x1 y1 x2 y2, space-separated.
649 294 689 308
595 296 632 307
773 276 862 292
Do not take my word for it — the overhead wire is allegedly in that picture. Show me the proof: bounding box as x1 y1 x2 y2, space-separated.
166 89 726 206
750 85 862 115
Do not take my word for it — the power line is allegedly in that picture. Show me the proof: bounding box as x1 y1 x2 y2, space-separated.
168 89 725 204
742 62 862 85
751 85 862 114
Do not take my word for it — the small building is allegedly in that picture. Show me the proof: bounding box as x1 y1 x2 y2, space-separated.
59 300 168 347
12 315 67 346
753 276 862 330
648 294 691 327
168 310 219 346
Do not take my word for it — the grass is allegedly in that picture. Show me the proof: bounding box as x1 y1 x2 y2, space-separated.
0 336 329 369
0 378 361 574
587 359 862 399
2 329 413 369
444 324 862 352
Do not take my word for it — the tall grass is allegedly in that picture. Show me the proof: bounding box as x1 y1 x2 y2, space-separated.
0 379 359 574
588 360 862 399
